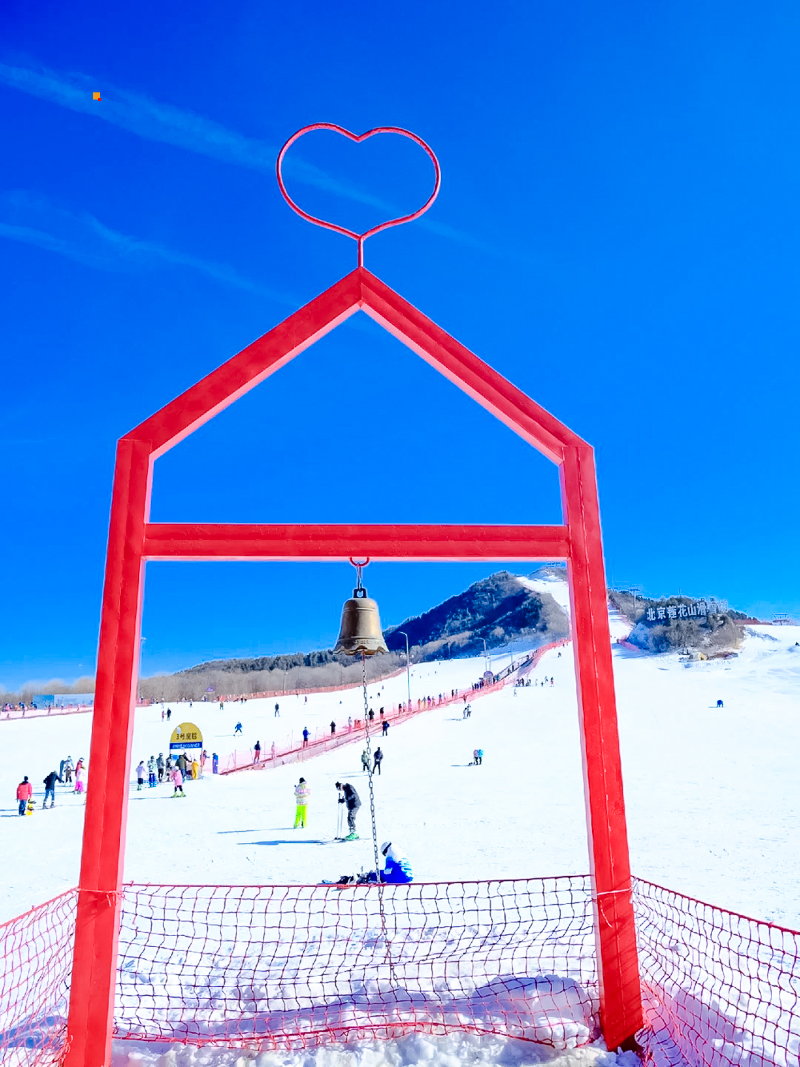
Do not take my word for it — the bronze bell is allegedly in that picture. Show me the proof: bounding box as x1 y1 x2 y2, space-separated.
335 577 388 657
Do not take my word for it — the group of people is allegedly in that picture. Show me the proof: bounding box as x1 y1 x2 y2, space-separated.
360 747 384 774
134 750 209 796
15 757 86 814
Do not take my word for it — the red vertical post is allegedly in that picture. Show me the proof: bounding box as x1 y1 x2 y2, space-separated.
561 444 643 1051
64 437 151 1067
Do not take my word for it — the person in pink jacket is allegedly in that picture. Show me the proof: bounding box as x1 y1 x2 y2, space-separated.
171 766 185 797
16 776 32 816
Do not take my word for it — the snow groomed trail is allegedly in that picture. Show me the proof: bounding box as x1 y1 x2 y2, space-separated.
2 574 800 1067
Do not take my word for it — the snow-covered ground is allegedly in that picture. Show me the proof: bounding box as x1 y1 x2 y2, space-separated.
3 619 798 929
2 588 799 1066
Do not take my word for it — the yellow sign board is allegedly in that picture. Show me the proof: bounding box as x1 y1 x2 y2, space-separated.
169 722 203 751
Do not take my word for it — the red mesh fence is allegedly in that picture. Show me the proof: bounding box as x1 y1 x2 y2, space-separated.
0 889 77 1067
114 877 599 1052
633 879 800 1067
4 875 800 1063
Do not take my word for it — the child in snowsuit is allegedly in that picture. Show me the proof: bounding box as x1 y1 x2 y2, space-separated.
380 842 413 883
171 766 185 797
74 760 86 794
147 757 157 787
294 777 310 828
360 749 370 772
63 757 74 785
136 762 146 790
352 842 414 886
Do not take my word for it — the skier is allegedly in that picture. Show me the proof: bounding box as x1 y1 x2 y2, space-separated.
335 781 361 840
294 777 310 828
147 756 157 788
156 753 165 782
136 761 146 791
373 746 384 776
302 727 309 748
161 708 165 721
716 699 724 708
368 708 375 722
360 749 370 772
477 748 484 765
43 769 62 808
63 756 74 785
340 842 414 886
166 708 172 721
234 722 243 735
347 715 353 730
330 721 336 735
472 748 480 766
74 759 86 794
271 740 277 761
201 749 208 772
254 740 261 765
212 752 219 774
16 776 32 816
171 765 185 797
381 720 389 737
379 841 413 883
275 703 280 717
191 758 200 780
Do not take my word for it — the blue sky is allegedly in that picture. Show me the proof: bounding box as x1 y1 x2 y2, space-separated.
1 1 798 688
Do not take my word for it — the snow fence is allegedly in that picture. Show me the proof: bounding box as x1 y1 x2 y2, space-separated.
3 877 800 1064
0 888 77 1066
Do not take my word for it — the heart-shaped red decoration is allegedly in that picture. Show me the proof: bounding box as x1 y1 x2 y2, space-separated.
276 123 441 266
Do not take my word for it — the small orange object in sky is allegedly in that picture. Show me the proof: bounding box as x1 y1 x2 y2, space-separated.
93 92 101 101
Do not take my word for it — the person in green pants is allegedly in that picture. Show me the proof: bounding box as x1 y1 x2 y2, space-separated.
294 777 310 828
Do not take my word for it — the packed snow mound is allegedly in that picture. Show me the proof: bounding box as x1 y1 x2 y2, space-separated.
110 1032 641 1066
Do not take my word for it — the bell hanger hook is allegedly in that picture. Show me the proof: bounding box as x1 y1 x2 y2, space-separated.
349 556 370 598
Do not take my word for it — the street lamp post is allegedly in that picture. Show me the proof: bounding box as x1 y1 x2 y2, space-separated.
481 638 489 675
397 631 411 710
137 636 146 703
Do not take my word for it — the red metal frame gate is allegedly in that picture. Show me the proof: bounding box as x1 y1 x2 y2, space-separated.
64 130 643 1066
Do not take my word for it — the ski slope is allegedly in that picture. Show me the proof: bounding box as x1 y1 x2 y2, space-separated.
2 591 799 1066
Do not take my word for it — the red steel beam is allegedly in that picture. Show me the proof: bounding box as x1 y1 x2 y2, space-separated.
142 523 571 561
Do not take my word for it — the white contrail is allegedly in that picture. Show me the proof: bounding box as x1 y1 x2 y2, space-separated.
0 191 296 301
0 61 545 265
0 61 392 208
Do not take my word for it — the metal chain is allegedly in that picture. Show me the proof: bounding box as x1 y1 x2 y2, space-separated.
361 653 381 876
361 653 397 987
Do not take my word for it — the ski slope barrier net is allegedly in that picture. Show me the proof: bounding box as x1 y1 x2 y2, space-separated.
113 877 600 1052
0 889 77 1067
634 879 800 1066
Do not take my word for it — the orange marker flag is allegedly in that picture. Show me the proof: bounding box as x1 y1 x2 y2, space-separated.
93 92 101 101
